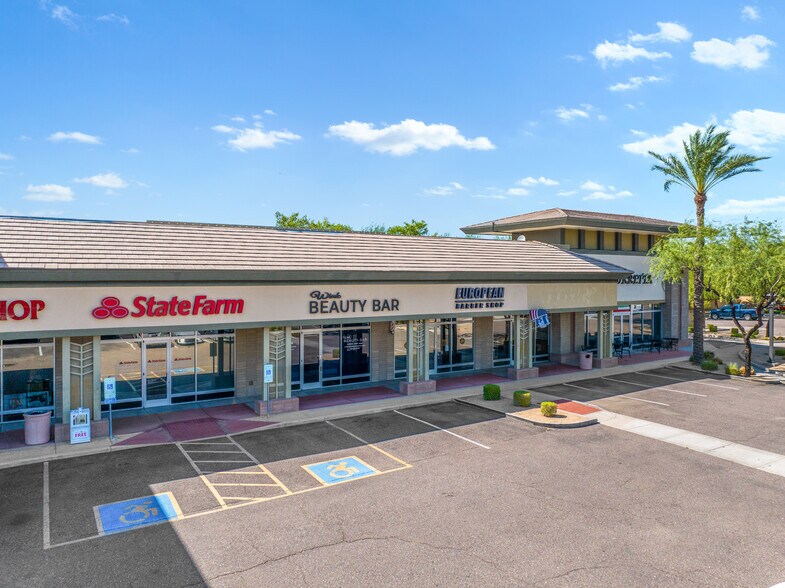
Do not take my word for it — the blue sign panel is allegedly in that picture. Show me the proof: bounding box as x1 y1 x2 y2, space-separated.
95 492 181 535
304 456 377 485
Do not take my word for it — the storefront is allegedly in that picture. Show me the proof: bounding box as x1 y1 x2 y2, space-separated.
0 213 678 433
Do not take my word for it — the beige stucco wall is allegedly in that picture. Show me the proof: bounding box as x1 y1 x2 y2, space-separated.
235 327 263 400
473 317 494 369
370 321 395 381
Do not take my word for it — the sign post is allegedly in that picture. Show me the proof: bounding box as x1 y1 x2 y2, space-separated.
103 377 117 439
263 363 274 416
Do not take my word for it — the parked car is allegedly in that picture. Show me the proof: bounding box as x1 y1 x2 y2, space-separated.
709 304 757 321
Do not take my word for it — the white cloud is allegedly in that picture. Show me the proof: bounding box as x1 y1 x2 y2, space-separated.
742 6 760 21
622 122 702 155
711 195 785 215
517 176 559 187
0 152 14 160
25 184 74 202
326 119 494 155
609 75 664 92
121 147 140 154
505 188 530 196
566 54 585 62
472 193 507 200
46 3 78 28
592 41 671 66
691 35 774 69
597 114 608 122
227 128 301 151
724 109 785 151
423 182 466 196
96 13 129 25
629 22 692 43
557 190 577 196
583 189 633 201
75 172 128 189
629 129 648 137
211 125 235 134
581 180 605 191
263 109 277 116
230 116 246 123
30 209 64 217
554 107 590 122
48 131 102 144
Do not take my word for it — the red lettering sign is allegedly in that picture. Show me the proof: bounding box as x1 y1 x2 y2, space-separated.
0 299 45 321
92 296 244 320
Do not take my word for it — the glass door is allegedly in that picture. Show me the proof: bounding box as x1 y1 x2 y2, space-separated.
301 332 322 390
614 311 630 345
143 340 171 407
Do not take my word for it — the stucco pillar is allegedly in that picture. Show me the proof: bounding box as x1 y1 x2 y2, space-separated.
593 310 618 368
400 320 435 395
508 314 538 380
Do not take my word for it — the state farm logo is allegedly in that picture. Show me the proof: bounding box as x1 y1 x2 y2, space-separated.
92 297 129 319
91 295 245 319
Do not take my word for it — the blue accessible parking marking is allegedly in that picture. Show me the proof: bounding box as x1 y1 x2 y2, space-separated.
303 456 378 485
94 492 182 535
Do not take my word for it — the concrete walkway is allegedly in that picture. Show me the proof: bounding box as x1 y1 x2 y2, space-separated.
0 353 692 470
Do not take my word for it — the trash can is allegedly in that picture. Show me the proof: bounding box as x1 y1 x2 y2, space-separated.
24 410 52 446
580 351 593 370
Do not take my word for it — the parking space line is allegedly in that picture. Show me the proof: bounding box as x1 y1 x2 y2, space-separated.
177 443 229 508
182 450 246 454
645 372 737 390
561 382 670 406
42 462 50 549
325 420 414 467
225 436 294 496
191 460 255 463
212 483 280 487
391 410 491 449
603 376 707 398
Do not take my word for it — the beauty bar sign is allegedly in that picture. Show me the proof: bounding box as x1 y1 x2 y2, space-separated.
308 290 400 315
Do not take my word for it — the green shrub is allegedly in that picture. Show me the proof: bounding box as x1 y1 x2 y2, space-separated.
701 359 719 371
725 362 741 376
483 384 501 401
513 390 531 407
731 327 740 336
739 365 756 376
688 325 694 334
540 401 558 417
707 324 718 333
775 348 785 357
703 351 716 360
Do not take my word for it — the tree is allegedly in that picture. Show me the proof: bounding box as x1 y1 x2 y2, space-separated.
704 221 785 375
649 125 768 363
386 219 430 236
274 212 352 232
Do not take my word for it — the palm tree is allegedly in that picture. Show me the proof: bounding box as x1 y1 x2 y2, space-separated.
649 125 768 363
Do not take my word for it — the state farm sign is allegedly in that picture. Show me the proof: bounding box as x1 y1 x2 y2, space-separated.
92 295 245 320
0 299 45 321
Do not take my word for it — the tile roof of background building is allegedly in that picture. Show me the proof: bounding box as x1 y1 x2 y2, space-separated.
0 216 630 283
461 208 679 234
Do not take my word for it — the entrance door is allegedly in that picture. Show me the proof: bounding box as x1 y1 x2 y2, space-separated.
301 332 322 390
533 325 550 363
143 340 171 407
614 312 630 345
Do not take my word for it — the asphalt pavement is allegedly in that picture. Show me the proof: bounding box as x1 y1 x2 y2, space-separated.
3 390 785 586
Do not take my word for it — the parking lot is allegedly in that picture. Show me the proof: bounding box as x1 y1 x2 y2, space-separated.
3 375 785 586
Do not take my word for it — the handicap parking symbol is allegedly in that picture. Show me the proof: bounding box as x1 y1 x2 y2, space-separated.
94 492 182 535
303 456 378 485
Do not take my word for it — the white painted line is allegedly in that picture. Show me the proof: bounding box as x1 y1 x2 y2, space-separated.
191 460 255 463
604 376 707 397
561 382 670 406
176 442 228 508
225 436 293 495
183 450 246 454
392 410 490 449
644 372 737 390
42 462 50 549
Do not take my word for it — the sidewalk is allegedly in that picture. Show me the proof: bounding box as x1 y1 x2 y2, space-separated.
705 339 785 376
0 352 693 470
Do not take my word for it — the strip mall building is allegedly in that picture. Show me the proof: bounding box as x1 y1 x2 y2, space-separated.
0 209 688 436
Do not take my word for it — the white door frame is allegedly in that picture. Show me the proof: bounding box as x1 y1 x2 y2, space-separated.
300 331 323 390
142 339 171 408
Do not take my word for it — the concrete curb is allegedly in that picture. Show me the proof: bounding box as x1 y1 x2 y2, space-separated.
506 411 598 429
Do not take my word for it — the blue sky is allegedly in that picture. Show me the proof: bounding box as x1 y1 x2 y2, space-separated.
1 1 784 234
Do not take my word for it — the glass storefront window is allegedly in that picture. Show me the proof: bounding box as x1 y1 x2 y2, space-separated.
171 336 197 395
196 335 235 392
341 329 370 378
534 325 550 362
322 330 341 382
584 312 598 351
428 318 474 373
100 338 143 403
291 324 372 391
394 322 407 378
1 339 55 419
492 317 512 366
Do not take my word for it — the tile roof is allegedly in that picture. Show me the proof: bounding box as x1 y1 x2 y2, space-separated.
0 216 630 282
461 208 678 233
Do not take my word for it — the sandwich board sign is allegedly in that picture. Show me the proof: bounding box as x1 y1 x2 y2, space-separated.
70 407 91 444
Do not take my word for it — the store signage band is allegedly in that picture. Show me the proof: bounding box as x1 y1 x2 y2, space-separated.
0 299 45 321
91 295 245 320
618 273 653 285
454 286 505 310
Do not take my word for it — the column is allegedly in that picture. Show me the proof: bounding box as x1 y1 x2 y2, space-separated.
507 314 538 380
593 310 618 368
400 319 435 395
